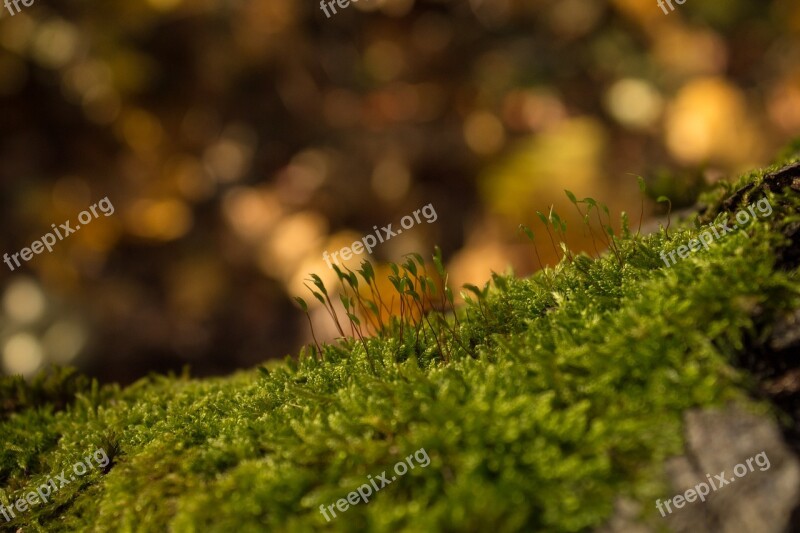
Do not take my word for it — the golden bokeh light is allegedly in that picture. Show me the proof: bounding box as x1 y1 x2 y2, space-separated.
605 78 664 130
502 89 567 132
665 77 764 166
275 149 329 206
169 155 217 203
3 278 46 324
127 198 194 241
31 19 80 69
223 186 283 242
653 26 728 76
0 13 36 54
43 320 86 364
260 211 328 280
3 333 44 377
768 72 800 133
481 117 608 220
203 124 257 183
62 60 113 104
464 111 506 155
546 0 605 39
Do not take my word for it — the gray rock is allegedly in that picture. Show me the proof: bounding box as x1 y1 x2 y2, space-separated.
666 405 799 532
598 405 800 533
597 497 651 533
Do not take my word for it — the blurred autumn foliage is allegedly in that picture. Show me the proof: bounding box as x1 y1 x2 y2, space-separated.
1 0 799 382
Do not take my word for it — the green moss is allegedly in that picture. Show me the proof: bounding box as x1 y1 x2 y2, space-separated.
1 155 799 532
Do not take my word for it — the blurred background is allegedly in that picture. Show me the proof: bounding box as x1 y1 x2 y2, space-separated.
1 0 799 383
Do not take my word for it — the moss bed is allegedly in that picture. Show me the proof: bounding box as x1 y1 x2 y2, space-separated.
1 152 799 532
